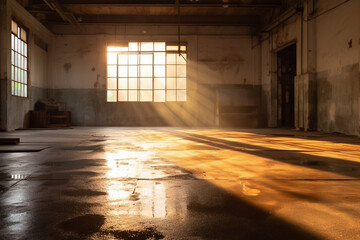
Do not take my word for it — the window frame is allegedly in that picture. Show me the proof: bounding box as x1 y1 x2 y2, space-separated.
106 41 187 103
10 19 29 98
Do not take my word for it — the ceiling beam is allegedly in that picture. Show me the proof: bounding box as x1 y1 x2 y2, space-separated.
43 0 79 24
32 2 281 9
69 14 262 26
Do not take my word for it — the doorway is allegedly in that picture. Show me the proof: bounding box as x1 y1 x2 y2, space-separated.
277 44 296 128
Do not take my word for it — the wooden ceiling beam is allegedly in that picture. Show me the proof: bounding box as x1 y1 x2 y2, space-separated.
31 2 281 9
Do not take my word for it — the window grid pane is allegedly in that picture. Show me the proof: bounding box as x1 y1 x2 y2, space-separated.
11 22 28 98
106 42 186 102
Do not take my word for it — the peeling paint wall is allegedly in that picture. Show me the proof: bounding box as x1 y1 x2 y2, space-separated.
48 26 260 126
315 0 360 135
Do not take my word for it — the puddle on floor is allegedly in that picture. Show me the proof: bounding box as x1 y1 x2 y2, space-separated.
103 227 164 240
0 173 28 180
158 174 197 180
59 214 164 239
89 139 107 142
239 181 261 196
129 192 140 201
59 214 105 235
30 171 100 180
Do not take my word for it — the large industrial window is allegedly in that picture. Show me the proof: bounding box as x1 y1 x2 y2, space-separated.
107 42 187 102
11 20 28 97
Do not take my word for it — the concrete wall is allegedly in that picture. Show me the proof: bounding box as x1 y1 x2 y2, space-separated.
0 0 53 131
3 0 358 133
48 26 261 126
260 6 302 128
315 0 360 135
260 0 360 135
30 43 49 104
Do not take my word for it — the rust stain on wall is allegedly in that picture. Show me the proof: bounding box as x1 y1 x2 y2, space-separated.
76 45 92 58
64 63 72 71
94 74 101 88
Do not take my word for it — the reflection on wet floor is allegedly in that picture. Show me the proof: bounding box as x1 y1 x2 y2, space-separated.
0 128 360 239
10 174 27 180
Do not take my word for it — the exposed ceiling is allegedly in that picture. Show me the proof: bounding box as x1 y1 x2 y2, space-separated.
22 0 289 30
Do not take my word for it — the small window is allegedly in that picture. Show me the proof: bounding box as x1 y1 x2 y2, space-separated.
106 42 187 102
11 20 28 98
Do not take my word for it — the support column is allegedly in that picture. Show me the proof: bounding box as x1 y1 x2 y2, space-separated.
294 0 317 131
0 0 9 130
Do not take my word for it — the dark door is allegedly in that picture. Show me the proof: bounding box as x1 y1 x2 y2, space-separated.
277 44 296 128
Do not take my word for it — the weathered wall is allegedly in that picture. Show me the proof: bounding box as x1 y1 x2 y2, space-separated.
48 26 260 126
260 37 272 127
30 44 48 108
315 0 360 135
0 0 52 130
260 7 302 128
0 0 8 130
260 0 360 135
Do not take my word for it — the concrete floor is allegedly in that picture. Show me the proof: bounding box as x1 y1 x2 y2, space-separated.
0 127 360 240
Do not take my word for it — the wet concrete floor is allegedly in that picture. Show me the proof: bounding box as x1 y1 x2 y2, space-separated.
0 127 360 239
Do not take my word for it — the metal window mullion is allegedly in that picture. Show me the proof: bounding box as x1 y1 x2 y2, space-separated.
15 35 20 96
19 40 23 97
165 51 167 102
137 43 140 102
116 53 119 102
13 35 17 96
127 54 129 102
152 52 154 102
185 58 187 100
24 40 28 97
175 60 178 101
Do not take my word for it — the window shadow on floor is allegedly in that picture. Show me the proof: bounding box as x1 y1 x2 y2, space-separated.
171 131 360 179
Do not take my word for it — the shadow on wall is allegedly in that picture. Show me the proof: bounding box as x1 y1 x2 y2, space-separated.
23 112 30 128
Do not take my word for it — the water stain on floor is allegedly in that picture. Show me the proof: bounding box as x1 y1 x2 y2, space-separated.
89 139 107 142
31 171 100 179
103 227 164 240
42 159 105 168
61 145 104 152
0 172 9 180
42 179 70 186
59 214 105 235
62 189 107 197
129 192 140 201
